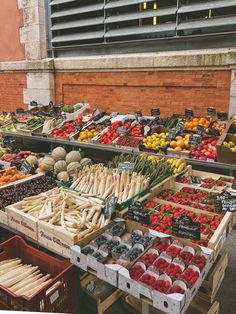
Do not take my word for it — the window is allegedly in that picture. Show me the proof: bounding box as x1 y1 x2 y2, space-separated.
46 0 236 56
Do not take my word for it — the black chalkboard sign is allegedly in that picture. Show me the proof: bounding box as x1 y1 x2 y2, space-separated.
207 107 216 117
177 121 184 131
188 135 202 146
168 129 178 140
129 201 150 224
75 124 83 132
20 160 32 174
135 111 142 118
172 216 200 240
190 176 202 184
117 126 127 135
196 125 205 135
118 162 135 173
185 109 194 117
16 108 25 114
103 119 111 127
215 191 236 212
151 109 160 116
104 194 118 219
217 112 228 121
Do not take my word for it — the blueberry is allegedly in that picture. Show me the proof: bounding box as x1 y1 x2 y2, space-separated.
111 224 124 236
128 248 143 260
95 235 108 246
106 239 120 254
81 246 95 255
93 251 105 262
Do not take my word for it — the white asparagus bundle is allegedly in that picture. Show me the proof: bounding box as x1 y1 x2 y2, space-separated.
14 188 109 240
71 165 150 203
0 258 51 297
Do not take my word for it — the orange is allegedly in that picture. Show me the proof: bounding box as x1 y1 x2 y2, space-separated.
170 141 177 148
174 146 182 151
193 118 199 123
176 139 184 149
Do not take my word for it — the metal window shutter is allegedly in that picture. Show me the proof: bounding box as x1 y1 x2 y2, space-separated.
178 0 236 14
104 1 177 42
177 0 236 36
50 0 105 47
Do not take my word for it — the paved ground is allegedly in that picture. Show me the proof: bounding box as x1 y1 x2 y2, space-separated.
216 229 236 314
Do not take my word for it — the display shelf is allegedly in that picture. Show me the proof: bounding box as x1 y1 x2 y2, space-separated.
2 130 236 174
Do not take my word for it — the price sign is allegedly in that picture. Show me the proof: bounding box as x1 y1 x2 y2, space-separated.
2 112 8 116
16 108 25 114
196 125 205 135
111 112 118 118
151 108 160 116
168 129 178 140
144 125 151 136
135 111 142 118
104 119 111 127
207 107 216 117
185 109 194 117
176 121 184 131
75 124 83 132
215 191 236 212
217 112 228 121
190 176 202 184
117 126 127 135
188 135 202 146
30 101 38 107
104 194 118 219
20 160 32 174
118 162 135 173
172 216 200 240
129 201 150 225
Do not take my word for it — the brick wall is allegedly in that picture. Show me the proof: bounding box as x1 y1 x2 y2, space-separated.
55 70 231 117
0 73 27 112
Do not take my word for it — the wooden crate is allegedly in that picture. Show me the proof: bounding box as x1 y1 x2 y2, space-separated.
6 201 38 240
125 295 220 314
148 177 232 258
197 250 228 303
0 211 7 226
80 274 124 314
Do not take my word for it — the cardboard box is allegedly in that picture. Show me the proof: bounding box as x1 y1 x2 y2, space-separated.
216 133 236 164
118 231 214 314
71 221 153 287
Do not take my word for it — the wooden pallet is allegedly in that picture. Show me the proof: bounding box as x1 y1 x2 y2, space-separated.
197 250 228 303
125 294 219 314
80 274 124 314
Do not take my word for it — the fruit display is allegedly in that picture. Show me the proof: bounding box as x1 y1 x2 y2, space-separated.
52 121 76 138
0 168 31 187
184 117 210 131
169 134 195 152
0 175 57 210
74 222 153 270
37 147 91 180
76 122 104 142
210 121 227 135
157 187 219 213
166 158 187 174
223 140 236 152
123 237 212 304
128 124 143 137
0 150 32 168
190 136 218 161
140 202 223 246
17 117 44 132
62 104 83 113
116 135 144 148
143 132 169 150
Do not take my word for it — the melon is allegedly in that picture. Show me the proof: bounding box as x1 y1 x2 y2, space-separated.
26 155 38 166
65 151 81 164
80 158 92 167
40 157 55 171
54 160 67 173
67 162 81 175
36 167 45 175
52 147 67 161
57 171 69 182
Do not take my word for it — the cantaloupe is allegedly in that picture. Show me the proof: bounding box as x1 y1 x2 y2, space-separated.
65 151 81 164
80 158 92 167
57 171 69 182
54 160 67 173
26 155 38 166
40 157 55 171
67 162 81 175
52 147 67 161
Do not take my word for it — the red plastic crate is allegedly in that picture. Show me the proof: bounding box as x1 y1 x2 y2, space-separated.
0 236 78 313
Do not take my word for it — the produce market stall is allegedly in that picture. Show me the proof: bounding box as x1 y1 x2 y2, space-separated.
0 105 235 314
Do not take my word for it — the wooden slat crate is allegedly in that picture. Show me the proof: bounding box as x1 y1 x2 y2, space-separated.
80 274 124 314
124 294 220 314
197 250 228 303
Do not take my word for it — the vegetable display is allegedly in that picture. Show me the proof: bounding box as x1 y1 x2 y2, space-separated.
0 258 51 297
17 188 109 239
71 164 150 203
